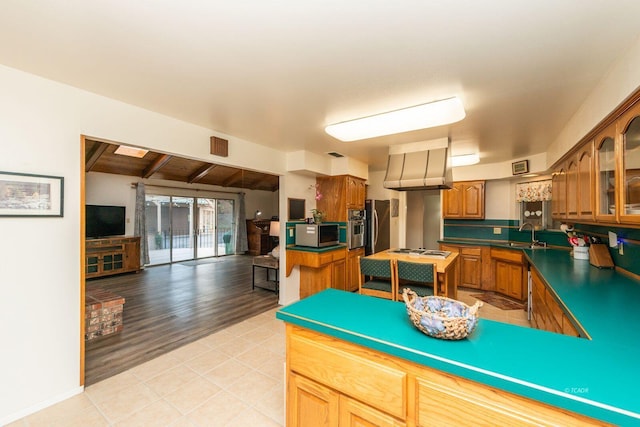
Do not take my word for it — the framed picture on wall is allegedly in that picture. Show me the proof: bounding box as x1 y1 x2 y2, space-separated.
512 160 529 175
0 171 64 217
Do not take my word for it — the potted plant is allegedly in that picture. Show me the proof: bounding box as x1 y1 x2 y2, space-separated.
310 209 324 224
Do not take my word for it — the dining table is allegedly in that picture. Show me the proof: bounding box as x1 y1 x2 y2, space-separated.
365 248 459 300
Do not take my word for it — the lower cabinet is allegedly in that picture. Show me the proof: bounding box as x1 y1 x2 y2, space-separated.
289 373 404 427
286 248 347 298
439 244 490 290
531 267 581 337
286 325 606 426
491 247 527 301
346 247 365 292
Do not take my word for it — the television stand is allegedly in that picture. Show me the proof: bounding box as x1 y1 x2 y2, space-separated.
85 236 141 279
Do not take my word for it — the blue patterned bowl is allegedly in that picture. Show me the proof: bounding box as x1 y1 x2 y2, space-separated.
402 288 482 340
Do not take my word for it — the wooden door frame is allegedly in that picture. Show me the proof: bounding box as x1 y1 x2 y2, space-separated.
80 135 86 386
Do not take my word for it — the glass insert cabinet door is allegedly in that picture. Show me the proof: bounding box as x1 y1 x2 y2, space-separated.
622 115 640 217
596 133 616 217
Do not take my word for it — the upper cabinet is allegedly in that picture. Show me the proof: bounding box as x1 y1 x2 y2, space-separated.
618 105 640 224
594 123 616 222
576 142 594 220
553 93 640 226
442 180 485 219
316 175 366 221
551 166 566 219
346 176 366 210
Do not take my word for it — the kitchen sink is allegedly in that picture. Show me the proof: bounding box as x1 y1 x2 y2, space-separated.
506 242 547 249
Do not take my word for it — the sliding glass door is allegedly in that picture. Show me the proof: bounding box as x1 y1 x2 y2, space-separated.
196 198 216 259
171 197 194 262
146 194 235 265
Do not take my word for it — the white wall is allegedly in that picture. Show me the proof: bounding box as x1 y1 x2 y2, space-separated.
0 64 288 425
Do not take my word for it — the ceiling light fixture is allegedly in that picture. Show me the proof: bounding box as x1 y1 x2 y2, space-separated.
325 97 465 142
451 153 480 167
114 145 149 158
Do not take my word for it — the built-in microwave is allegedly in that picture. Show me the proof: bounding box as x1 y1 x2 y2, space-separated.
295 223 340 248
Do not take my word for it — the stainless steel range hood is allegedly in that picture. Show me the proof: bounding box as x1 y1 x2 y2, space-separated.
383 138 453 190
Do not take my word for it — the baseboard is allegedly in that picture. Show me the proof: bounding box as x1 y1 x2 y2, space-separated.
1 385 84 426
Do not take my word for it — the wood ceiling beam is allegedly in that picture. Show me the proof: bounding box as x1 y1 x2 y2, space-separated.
188 164 217 184
142 154 172 178
222 170 244 187
85 143 109 172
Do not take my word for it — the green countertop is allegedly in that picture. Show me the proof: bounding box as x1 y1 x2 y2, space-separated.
285 244 346 253
276 248 640 426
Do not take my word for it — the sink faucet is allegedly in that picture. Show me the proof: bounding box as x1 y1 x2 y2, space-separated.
518 222 536 245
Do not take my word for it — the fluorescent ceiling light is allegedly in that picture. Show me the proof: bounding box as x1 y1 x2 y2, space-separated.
114 145 149 158
325 97 465 142
451 153 479 167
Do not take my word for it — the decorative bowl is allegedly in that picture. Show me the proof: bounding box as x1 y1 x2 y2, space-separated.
402 289 482 340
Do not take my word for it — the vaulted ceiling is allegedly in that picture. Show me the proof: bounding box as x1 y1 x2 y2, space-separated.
85 139 279 192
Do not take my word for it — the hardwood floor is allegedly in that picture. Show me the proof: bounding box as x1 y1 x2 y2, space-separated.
84 254 280 385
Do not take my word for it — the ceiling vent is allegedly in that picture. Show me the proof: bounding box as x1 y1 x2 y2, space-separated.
383 138 453 191
327 151 345 158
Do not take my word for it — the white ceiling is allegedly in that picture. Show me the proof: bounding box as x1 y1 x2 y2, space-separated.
2 1 640 171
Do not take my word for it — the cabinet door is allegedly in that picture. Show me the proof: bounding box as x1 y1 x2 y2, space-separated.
461 181 485 218
288 373 339 427
346 248 364 292
346 177 366 209
339 395 405 427
124 238 141 271
332 258 347 291
442 185 462 217
594 124 617 222
460 253 481 289
495 261 510 295
551 166 567 219
495 260 524 301
618 105 640 224
565 159 578 218
577 142 594 220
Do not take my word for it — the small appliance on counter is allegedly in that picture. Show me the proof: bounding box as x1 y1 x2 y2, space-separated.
295 223 340 248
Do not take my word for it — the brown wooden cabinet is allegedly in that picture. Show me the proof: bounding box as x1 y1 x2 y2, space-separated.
530 267 580 337
490 247 527 301
286 248 347 298
594 123 617 222
346 247 364 292
442 180 485 219
566 158 578 219
439 243 490 290
316 175 366 222
246 219 273 256
346 176 366 210
577 141 595 220
285 324 604 427
85 236 140 279
553 93 640 226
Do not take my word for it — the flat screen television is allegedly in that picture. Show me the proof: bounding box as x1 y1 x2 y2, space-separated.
86 205 126 238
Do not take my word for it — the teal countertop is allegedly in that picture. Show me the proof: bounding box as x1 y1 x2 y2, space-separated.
285 244 346 253
276 248 640 426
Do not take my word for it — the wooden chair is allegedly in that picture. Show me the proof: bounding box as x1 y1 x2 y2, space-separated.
358 257 397 300
395 260 436 301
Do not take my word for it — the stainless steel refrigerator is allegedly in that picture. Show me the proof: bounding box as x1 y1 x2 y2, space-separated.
365 199 390 255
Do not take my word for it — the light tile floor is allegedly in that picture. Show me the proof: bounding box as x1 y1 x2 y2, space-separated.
8 291 529 427
8 308 286 427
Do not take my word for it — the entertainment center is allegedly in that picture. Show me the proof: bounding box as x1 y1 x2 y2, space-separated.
85 236 141 279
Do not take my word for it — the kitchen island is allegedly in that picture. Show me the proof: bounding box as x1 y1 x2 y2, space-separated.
277 248 640 426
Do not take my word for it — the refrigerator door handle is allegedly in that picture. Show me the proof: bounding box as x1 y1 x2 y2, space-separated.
373 210 379 247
